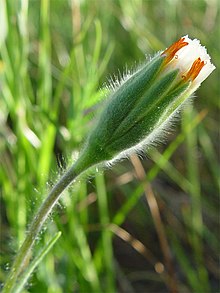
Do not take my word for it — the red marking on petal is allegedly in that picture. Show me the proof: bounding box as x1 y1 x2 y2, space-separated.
182 57 205 81
161 37 189 64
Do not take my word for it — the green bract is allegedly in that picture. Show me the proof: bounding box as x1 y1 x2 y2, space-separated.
79 35 215 166
80 54 189 165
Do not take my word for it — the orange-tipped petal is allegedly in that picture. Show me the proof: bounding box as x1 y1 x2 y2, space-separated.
182 57 205 82
161 36 215 87
161 37 189 64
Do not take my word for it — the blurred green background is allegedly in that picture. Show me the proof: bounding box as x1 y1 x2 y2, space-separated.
0 0 219 292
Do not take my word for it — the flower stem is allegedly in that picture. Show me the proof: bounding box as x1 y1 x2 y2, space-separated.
3 152 95 292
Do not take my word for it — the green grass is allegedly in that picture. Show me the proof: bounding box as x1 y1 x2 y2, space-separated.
0 0 219 292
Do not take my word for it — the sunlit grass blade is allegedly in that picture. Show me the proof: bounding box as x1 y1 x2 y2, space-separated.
95 171 115 292
198 124 220 190
170 233 202 292
183 106 210 292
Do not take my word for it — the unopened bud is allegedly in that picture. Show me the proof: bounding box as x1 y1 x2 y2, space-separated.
79 36 215 167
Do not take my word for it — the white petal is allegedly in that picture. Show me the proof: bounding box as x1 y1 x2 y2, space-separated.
167 35 215 86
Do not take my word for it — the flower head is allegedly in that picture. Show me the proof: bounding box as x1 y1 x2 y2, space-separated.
80 36 215 166
161 35 215 90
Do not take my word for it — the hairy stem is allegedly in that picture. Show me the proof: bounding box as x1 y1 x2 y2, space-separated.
3 152 95 292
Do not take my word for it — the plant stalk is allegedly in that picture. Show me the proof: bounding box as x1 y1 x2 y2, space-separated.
3 152 95 292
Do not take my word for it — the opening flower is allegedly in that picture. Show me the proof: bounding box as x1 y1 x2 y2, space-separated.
161 35 215 91
79 35 215 165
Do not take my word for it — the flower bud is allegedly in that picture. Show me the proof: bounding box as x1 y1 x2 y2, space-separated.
80 36 215 166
